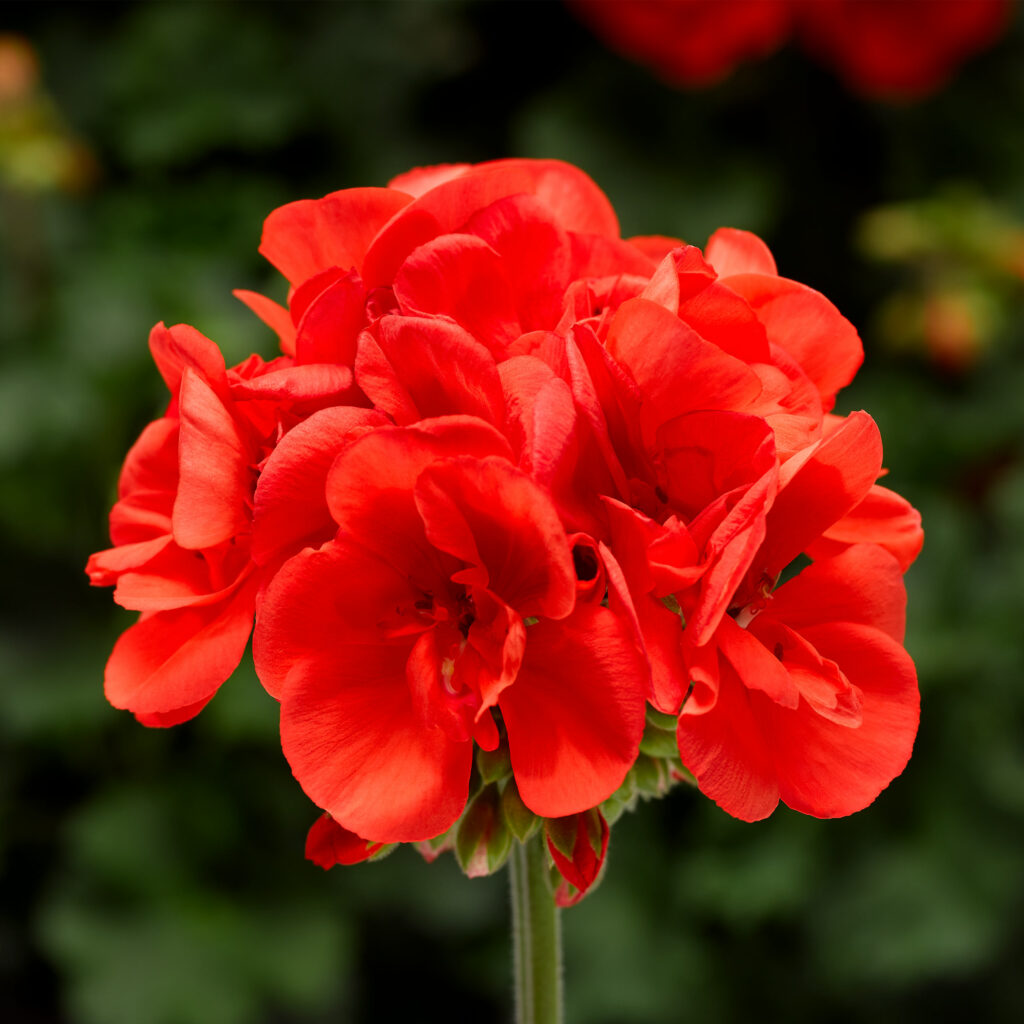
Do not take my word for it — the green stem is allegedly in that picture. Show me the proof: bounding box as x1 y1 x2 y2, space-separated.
509 831 563 1024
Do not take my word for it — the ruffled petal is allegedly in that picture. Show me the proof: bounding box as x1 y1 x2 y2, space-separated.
765 622 919 817
252 406 389 566
363 158 620 286
172 368 253 551
279 642 472 843
705 227 778 277
393 234 521 356
724 273 863 411
501 605 647 817
676 651 780 822
148 322 227 403
292 270 366 367
260 187 413 285
414 456 577 620
253 539 426 699
808 484 924 572
764 545 908 644
364 315 505 425
755 410 882 579
104 575 257 717
325 417 512 580
605 297 763 435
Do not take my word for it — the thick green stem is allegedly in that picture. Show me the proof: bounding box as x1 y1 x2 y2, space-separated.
509 832 563 1024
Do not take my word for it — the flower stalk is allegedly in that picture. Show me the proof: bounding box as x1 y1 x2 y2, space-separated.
510 832 563 1024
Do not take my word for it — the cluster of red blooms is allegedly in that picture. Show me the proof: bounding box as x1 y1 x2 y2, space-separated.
88 159 921 904
573 0 1011 98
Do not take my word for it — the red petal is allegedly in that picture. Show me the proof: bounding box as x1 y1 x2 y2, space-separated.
104 575 257 716
460 194 573 331
501 605 647 817
366 315 505 425
414 456 577 620
808 484 924 572
280 641 472 843
134 696 214 728
625 234 686 261
605 297 763 435
677 652 781 822
112 541 247 611
325 417 512 578
228 362 354 408
393 234 521 355
260 187 412 285
253 539 426 699
363 158 620 286
755 411 882 579
498 356 577 490
725 273 863 411
716 614 799 709
87 535 173 587
116 418 179 502
764 545 908 644
172 369 253 550
252 406 389 566
705 227 777 277
149 322 228 404
388 163 472 196
765 622 919 817
305 813 383 868
292 270 366 366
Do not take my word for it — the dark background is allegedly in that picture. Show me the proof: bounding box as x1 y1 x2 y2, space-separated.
3 2 1024 1022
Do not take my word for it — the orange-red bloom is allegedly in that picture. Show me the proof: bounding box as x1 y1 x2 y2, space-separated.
89 158 922 877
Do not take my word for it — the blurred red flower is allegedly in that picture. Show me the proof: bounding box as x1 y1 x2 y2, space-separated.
572 0 1010 98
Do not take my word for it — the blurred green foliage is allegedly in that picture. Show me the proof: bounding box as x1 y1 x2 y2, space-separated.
3 2 1024 1022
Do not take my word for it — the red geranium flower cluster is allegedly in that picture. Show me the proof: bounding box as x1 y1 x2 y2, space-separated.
572 0 1011 99
88 159 921 903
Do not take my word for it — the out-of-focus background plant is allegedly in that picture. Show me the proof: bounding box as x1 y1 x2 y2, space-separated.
3 2 1024 1022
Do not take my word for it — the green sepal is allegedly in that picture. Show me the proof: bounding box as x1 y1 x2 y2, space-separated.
631 753 673 799
542 814 578 861
645 706 679 731
672 760 698 787
455 783 512 878
367 842 399 863
501 778 541 842
476 743 512 785
639 717 680 758
601 766 639 825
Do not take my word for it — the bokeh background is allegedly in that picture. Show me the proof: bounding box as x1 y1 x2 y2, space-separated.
3 2 1024 1022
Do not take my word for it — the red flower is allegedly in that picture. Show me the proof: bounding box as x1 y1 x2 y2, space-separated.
545 809 610 907
254 417 648 842
678 544 919 820
796 0 1011 99
89 157 923 871
86 324 361 725
572 0 792 86
571 0 1010 98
